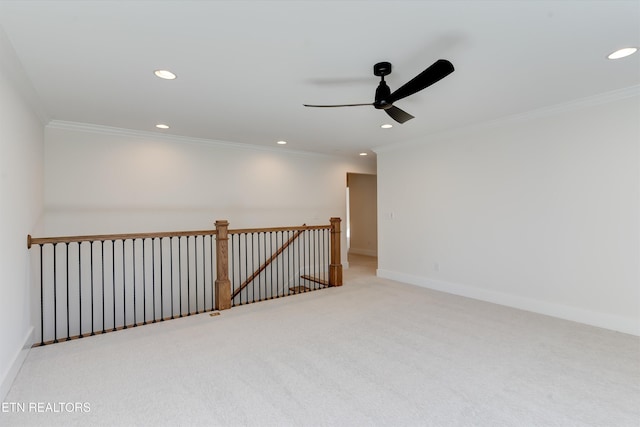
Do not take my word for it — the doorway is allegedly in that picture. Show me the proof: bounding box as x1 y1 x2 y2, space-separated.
346 173 378 272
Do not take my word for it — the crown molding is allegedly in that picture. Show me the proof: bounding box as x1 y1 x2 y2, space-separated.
45 120 336 160
374 85 640 154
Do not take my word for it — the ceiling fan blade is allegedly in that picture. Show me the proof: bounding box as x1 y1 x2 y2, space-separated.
385 105 414 124
387 59 454 104
303 103 373 107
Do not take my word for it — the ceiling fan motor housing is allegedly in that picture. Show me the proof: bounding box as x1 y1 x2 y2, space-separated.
374 81 392 109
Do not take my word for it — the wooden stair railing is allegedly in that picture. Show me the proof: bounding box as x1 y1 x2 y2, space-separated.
27 218 342 345
231 225 306 299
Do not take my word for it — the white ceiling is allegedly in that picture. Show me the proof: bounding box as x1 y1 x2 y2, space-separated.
0 1 638 158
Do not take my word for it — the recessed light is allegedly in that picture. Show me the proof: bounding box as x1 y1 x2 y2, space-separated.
276 140 287 145
381 124 393 129
607 47 638 60
154 69 177 80
359 152 368 156
156 124 169 129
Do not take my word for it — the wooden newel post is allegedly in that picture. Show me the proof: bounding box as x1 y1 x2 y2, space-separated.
215 220 231 310
329 217 343 287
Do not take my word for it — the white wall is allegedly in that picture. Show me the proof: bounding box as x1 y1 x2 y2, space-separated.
43 122 375 263
377 90 640 335
0 27 44 400
348 173 377 256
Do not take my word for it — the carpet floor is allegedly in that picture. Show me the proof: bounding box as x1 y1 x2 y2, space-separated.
2 255 638 426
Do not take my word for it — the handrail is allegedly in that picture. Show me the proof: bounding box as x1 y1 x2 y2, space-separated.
228 224 328 235
231 225 307 299
26 225 331 248
27 229 217 248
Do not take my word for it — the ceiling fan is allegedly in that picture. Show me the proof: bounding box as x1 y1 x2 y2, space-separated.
304 59 454 124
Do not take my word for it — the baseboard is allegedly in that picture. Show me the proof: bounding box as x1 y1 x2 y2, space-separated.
376 269 639 336
348 248 377 257
0 326 33 402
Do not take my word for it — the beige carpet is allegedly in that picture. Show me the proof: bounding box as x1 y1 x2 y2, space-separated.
2 255 639 426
